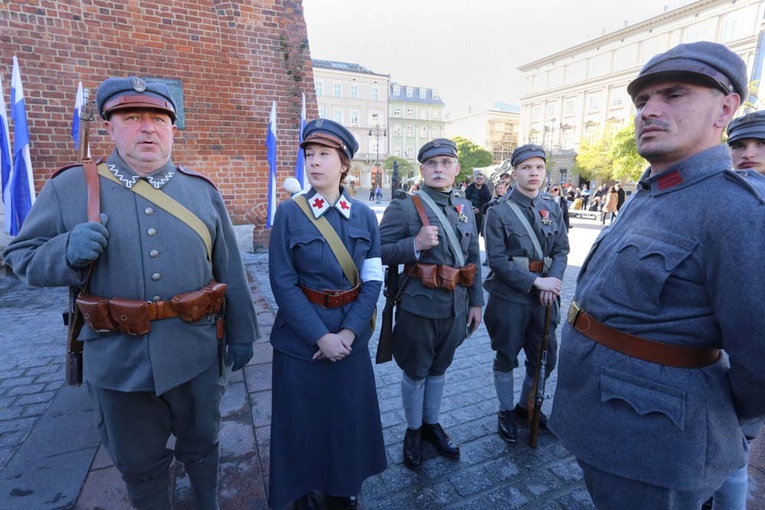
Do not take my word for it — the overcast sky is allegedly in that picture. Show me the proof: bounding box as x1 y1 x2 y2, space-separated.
303 0 691 117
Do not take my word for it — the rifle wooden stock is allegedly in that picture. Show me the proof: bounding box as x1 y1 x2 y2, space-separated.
528 304 552 448
65 87 99 386
375 265 399 364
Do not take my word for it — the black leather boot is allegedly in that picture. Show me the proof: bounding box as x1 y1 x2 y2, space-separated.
294 492 319 510
327 495 358 509
514 403 548 429
403 427 423 470
497 410 517 443
421 422 460 458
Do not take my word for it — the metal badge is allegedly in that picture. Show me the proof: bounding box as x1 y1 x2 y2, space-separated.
132 77 146 92
433 139 441 147
315 118 324 127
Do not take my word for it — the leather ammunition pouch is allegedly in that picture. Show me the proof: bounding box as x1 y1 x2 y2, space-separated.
512 257 553 274
76 281 227 336
404 262 476 291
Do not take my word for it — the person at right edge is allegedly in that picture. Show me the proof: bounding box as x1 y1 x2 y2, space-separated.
482 144 569 444
379 138 484 471
702 110 765 510
550 41 765 509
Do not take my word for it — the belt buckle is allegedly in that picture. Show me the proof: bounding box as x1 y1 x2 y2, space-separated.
567 300 581 326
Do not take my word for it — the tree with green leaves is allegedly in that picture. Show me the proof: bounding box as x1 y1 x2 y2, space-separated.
609 124 647 181
572 136 614 183
383 155 416 177
452 136 493 182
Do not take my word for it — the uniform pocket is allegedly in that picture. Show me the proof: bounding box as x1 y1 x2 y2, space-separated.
599 227 696 313
289 228 326 270
347 227 371 260
601 367 686 430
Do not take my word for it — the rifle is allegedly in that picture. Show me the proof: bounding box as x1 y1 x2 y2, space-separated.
375 265 399 364
527 304 552 448
64 87 99 386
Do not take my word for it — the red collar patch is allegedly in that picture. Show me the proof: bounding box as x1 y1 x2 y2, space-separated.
657 170 683 190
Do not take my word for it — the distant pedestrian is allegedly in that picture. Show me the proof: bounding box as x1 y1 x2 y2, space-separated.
601 186 618 224
614 182 626 211
465 173 491 235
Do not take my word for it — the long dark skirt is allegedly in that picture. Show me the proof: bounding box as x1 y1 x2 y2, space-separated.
268 349 387 509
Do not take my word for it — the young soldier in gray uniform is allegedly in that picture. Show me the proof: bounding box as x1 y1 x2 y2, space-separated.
482 144 569 443
379 139 484 471
2 77 260 510
550 42 765 508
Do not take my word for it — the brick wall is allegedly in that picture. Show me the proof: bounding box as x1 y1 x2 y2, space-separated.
0 0 317 249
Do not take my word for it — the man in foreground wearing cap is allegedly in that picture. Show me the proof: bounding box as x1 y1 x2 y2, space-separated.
550 41 765 508
379 138 484 471
482 144 568 444
3 76 260 509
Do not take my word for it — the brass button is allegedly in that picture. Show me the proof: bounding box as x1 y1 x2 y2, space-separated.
152 273 161 281
150 249 160 258
145 207 155 216
147 228 157 237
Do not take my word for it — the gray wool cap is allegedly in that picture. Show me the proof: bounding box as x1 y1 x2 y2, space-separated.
627 41 748 100
727 110 765 144
511 144 546 168
418 138 458 163
96 76 177 122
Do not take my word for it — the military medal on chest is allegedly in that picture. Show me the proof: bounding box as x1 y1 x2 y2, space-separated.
539 209 552 225
455 204 468 223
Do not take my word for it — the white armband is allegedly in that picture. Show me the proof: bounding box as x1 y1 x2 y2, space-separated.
361 257 384 282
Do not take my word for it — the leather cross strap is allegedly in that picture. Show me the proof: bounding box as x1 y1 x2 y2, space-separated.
567 301 720 368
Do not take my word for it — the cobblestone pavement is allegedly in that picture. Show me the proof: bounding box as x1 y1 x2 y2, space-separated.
1 206 764 509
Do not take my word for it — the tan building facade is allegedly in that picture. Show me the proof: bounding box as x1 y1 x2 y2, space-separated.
312 60 390 189
446 102 521 164
518 0 765 186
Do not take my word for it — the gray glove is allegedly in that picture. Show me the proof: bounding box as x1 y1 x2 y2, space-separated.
226 344 253 372
66 215 109 267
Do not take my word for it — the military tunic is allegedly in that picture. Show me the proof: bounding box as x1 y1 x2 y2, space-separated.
378 185 484 379
482 187 569 373
267 188 386 509
550 145 765 497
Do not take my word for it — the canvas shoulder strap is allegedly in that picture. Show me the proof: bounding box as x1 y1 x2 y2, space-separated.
504 198 543 260
97 163 213 261
295 195 359 286
415 191 465 267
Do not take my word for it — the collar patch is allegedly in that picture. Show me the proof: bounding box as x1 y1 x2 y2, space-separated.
657 170 683 190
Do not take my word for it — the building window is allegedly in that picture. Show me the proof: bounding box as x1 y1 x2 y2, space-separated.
350 84 358 99
420 126 428 137
406 87 414 98
392 84 401 96
371 86 379 101
333 109 343 124
419 89 427 99
315 81 323 96
721 14 741 42
333 84 342 98
559 168 568 183
406 125 415 136
561 129 573 149
587 93 600 112
610 96 623 109
393 124 402 136
432 127 440 137
392 106 401 117
350 109 359 126
432 111 440 121
563 98 576 116
318 105 325 118
432 90 439 100
546 103 557 121
405 147 414 159
531 105 542 122
406 108 415 119
394 147 402 157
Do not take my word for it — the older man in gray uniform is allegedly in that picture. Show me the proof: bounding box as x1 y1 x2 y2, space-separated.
483 144 568 443
550 42 765 508
379 139 484 471
3 77 259 509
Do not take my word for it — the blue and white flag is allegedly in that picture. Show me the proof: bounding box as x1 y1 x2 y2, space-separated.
295 92 306 190
72 81 83 149
1 74 13 235
9 55 36 236
266 101 277 229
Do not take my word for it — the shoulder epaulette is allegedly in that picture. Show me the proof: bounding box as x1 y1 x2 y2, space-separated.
177 165 218 190
723 169 765 205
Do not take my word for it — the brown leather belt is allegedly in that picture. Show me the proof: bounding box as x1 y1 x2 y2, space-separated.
301 284 360 308
403 262 476 291
528 260 544 272
567 301 720 368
